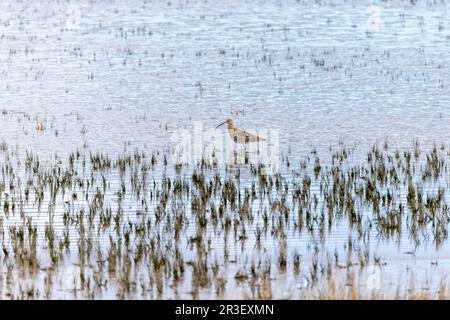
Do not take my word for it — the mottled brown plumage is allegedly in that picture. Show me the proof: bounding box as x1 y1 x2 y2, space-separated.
216 119 266 144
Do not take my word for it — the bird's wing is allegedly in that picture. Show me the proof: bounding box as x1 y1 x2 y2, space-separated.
233 128 266 142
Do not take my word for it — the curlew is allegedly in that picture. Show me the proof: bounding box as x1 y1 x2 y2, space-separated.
216 119 266 144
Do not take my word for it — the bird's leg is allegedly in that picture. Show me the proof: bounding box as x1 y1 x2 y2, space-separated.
243 144 249 164
232 144 238 165
237 143 248 155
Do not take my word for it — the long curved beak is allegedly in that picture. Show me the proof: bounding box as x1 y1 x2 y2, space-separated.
215 121 227 129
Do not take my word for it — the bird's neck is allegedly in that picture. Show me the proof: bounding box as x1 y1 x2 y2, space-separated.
227 123 233 129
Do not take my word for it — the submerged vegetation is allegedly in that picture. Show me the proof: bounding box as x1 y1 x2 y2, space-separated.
0 140 449 299
1 0 450 300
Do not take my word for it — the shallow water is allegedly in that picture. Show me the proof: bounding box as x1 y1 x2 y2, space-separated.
1 0 450 299
1 0 450 157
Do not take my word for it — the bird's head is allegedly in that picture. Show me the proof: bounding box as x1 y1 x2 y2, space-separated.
216 118 233 129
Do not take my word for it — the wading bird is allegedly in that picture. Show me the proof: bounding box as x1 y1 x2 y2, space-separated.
216 119 266 144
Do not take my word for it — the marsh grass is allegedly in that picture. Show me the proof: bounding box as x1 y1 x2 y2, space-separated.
0 140 448 299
